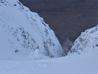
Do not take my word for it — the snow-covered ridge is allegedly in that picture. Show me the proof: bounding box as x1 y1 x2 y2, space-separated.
0 0 64 59
0 24 98 74
71 25 98 54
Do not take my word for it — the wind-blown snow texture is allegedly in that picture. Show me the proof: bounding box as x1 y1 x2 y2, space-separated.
0 0 64 59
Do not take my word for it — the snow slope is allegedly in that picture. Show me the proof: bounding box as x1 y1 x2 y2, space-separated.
0 0 98 74
71 25 98 54
0 0 64 59
0 49 98 74
0 25 98 74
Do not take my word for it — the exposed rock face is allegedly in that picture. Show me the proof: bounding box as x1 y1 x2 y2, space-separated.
19 0 98 43
71 25 98 54
0 0 64 59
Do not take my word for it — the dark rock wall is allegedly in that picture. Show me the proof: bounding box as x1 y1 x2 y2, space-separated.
19 0 98 44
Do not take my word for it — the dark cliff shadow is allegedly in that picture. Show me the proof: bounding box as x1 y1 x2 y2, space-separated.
19 0 98 44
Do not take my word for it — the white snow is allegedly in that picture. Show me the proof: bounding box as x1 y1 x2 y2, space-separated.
0 0 98 74
71 25 98 54
0 20 98 74
0 49 98 74
0 0 64 59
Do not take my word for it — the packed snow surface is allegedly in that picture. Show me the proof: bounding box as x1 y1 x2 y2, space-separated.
0 49 98 74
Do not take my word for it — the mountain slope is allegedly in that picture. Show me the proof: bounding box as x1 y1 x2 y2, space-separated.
1 29 98 74
0 0 98 73
0 0 64 59
71 25 98 54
